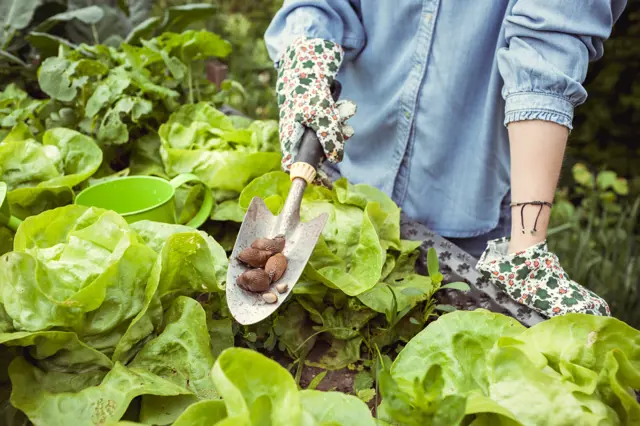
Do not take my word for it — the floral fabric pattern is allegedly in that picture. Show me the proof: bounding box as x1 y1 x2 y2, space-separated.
476 237 611 318
276 37 356 170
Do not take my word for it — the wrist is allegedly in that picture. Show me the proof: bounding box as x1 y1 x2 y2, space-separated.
508 230 546 254
508 202 551 253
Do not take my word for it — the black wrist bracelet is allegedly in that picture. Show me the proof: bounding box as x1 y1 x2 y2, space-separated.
510 201 553 236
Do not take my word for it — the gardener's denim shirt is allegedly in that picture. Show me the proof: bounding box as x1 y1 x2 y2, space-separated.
265 0 626 238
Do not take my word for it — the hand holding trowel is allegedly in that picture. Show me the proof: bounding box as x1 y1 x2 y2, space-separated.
226 81 343 325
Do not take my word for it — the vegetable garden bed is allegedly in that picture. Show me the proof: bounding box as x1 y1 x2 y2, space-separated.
0 6 639 425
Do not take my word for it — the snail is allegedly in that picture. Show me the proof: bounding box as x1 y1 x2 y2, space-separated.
265 253 288 283
236 269 270 293
251 235 286 255
237 247 272 268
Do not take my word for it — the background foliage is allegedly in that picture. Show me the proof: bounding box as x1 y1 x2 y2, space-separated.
153 0 282 119
570 2 640 181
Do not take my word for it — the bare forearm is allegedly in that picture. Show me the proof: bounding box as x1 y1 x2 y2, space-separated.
507 120 568 253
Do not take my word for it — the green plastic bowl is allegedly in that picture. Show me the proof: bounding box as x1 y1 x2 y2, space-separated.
75 174 213 228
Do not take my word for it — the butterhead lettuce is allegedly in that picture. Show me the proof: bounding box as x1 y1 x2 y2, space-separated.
0 124 102 218
0 205 230 425
158 102 281 193
382 309 640 425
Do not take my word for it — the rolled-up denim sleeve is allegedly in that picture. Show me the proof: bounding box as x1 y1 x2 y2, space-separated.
497 0 627 129
264 0 366 64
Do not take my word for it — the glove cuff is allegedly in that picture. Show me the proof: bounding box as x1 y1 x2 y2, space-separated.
476 237 611 318
278 37 344 80
476 237 549 267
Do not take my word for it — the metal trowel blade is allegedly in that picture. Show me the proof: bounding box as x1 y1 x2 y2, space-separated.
226 196 328 325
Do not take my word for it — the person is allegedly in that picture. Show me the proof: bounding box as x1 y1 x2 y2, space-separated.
264 0 627 318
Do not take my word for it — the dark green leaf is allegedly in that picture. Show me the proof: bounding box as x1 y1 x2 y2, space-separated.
440 282 471 292
125 16 161 44
432 395 466 426
0 226 13 256
306 371 327 390
65 5 131 45
0 0 43 47
434 304 457 313
26 32 77 59
126 0 153 27
129 133 167 177
0 50 27 67
401 287 427 297
31 6 105 34
354 370 374 392
208 318 234 360
160 4 216 34
427 247 439 278
305 336 362 371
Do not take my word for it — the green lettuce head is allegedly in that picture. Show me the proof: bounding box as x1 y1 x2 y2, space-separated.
0 124 102 218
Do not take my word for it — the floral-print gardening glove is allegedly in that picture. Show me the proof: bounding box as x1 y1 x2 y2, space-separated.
276 37 357 170
476 238 611 318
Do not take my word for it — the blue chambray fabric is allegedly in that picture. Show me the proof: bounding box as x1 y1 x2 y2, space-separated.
265 0 626 238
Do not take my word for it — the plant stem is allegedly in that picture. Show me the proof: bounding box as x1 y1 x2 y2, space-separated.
547 222 574 237
91 25 100 45
188 64 194 104
2 31 14 50
293 327 354 353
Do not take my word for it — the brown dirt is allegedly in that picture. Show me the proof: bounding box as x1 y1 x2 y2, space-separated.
298 365 357 393
270 345 382 414
270 347 359 393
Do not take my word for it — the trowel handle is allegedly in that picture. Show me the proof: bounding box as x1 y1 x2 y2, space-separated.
293 80 342 176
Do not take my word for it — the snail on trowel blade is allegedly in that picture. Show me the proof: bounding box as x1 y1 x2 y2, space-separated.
225 80 342 325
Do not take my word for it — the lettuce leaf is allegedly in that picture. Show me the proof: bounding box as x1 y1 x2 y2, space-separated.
9 358 189 426
238 172 412 297
112 221 226 363
130 220 228 288
0 126 102 218
131 297 219 425
158 102 281 193
172 400 227 426
385 310 640 425
2 206 155 336
204 347 377 426
300 389 378 425
0 205 232 425
0 331 113 372
357 239 435 314
0 84 48 137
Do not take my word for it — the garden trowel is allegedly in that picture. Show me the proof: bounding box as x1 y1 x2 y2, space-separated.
226 82 342 325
